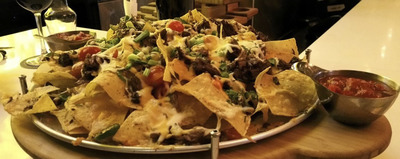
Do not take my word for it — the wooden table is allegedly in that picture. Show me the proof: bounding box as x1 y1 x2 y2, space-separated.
11 105 391 159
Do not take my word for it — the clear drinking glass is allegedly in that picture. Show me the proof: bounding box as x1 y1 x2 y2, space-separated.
16 0 53 68
44 0 77 35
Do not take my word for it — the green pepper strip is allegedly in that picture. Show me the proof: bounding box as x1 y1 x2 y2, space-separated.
134 30 150 43
94 124 120 142
117 69 127 82
174 17 188 24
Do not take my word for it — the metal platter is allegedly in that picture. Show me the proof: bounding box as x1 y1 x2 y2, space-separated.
31 100 318 154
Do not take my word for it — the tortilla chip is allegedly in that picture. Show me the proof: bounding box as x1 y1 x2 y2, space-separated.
264 38 299 63
169 59 196 83
32 63 77 89
51 109 88 135
113 110 150 146
86 71 142 109
156 36 173 82
2 86 59 115
64 92 129 139
113 99 186 146
25 94 57 114
88 106 128 140
255 70 317 117
252 68 271 121
173 92 213 128
181 9 208 23
172 73 251 136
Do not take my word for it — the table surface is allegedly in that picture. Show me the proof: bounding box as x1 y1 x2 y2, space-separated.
1 0 400 158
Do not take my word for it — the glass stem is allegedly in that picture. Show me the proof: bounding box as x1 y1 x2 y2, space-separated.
34 12 44 37
33 12 47 56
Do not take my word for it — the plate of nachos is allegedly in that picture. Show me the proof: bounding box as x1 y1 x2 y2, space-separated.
2 10 318 154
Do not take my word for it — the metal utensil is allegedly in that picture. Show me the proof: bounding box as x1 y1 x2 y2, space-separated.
210 129 221 159
19 75 28 94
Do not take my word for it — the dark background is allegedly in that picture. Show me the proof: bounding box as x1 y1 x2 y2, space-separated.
0 0 102 36
253 0 360 51
0 0 360 52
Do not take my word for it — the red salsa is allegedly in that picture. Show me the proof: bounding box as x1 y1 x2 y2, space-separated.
57 31 93 41
319 75 395 98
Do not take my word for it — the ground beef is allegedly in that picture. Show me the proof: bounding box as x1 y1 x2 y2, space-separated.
81 55 110 80
195 20 211 32
82 55 100 80
58 53 73 67
181 31 191 37
276 57 300 70
141 35 157 47
213 20 237 37
229 57 271 83
121 71 143 104
176 47 192 65
192 58 221 76
249 26 269 41
226 46 241 61
159 29 168 44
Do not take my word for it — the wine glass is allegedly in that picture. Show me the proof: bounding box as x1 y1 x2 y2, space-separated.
16 0 53 68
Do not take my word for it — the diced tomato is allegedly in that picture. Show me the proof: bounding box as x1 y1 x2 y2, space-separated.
319 76 395 98
327 85 342 93
224 127 242 140
146 66 165 87
112 49 118 58
70 61 84 79
168 20 184 32
212 78 223 90
78 46 101 61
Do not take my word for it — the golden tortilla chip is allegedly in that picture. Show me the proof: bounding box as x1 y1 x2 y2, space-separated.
173 92 213 127
64 92 129 139
255 70 317 117
181 9 208 23
169 59 196 83
156 36 173 82
264 38 299 63
172 73 251 136
113 110 150 146
88 106 128 140
2 86 59 115
51 109 88 135
25 94 57 114
86 71 142 109
32 63 77 89
113 99 185 146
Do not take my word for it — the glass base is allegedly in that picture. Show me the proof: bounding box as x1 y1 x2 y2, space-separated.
20 55 41 69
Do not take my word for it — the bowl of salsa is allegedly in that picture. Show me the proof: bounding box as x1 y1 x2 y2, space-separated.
314 70 399 125
44 30 95 52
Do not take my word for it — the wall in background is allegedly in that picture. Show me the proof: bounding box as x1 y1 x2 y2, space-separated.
253 0 360 52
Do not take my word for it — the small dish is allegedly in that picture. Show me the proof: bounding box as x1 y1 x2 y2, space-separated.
44 30 95 52
292 62 400 125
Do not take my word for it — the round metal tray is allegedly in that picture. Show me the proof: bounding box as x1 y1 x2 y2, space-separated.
32 100 317 154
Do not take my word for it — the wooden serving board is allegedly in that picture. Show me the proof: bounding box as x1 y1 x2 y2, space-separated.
11 105 391 159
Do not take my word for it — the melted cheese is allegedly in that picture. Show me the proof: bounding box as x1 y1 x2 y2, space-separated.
144 99 189 143
138 86 154 106
168 35 188 49
238 40 265 60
